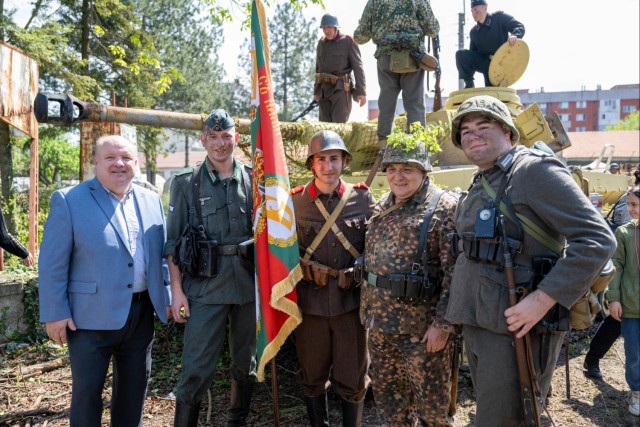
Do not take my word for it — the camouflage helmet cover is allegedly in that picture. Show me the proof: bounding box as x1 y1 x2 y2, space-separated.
451 95 520 148
305 130 351 169
381 142 432 173
320 13 340 28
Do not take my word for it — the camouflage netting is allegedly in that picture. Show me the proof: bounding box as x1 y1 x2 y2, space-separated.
235 113 465 187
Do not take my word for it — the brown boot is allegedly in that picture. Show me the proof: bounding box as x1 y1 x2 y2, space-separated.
227 379 254 426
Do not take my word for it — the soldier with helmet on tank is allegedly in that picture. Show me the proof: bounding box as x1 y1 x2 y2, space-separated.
361 138 458 426
445 95 616 426
314 13 367 123
291 130 375 426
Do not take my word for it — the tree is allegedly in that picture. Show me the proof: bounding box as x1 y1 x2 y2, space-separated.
266 3 317 121
606 110 640 131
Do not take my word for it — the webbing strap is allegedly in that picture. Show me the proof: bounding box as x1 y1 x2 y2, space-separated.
482 177 564 256
302 184 355 261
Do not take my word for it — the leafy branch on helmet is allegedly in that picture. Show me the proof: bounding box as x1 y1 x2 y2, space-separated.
386 121 449 156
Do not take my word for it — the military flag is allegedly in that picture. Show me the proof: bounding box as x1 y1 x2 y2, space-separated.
250 0 302 382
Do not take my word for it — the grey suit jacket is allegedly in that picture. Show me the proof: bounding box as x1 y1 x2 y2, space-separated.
39 177 170 329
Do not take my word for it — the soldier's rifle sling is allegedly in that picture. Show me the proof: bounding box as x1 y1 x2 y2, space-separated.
365 145 387 188
500 215 541 427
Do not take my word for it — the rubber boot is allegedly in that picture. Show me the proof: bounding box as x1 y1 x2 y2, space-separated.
341 398 364 427
464 79 475 89
227 379 254 427
174 400 200 427
304 394 329 427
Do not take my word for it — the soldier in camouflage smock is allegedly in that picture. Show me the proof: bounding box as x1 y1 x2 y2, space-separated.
354 0 439 141
361 141 458 426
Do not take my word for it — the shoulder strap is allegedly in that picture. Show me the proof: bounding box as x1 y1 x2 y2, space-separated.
414 187 444 273
302 184 355 261
481 176 564 256
189 163 205 233
313 184 360 258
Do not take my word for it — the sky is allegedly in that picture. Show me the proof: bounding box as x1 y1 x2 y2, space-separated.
6 0 640 123
221 0 640 121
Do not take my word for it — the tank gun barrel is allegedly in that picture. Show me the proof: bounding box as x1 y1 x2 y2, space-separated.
33 92 329 141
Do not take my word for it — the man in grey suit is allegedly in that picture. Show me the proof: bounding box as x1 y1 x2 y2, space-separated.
39 134 171 427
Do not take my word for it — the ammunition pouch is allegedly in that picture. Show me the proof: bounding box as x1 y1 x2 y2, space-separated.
529 256 571 333
194 239 219 278
462 233 522 265
368 272 435 301
353 254 365 283
315 73 350 91
338 267 355 290
300 260 339 287
238 238 255 270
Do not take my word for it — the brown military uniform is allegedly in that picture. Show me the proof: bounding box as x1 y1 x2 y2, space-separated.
315 32 366 123
362 178 458 426
292 179 375 401
446 146 616 426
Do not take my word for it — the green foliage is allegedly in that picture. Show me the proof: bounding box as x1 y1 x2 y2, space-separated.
606 110 639 131
267 4 318 121
13 132 79 186
21 278 47 342
387 121 449 155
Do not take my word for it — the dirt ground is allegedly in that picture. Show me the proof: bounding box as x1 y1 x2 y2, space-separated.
0 321 638 427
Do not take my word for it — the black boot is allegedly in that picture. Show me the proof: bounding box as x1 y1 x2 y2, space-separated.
304 394 329 427
174 400 200 427
341 399 363 427
227 379 254 426
464 79 475 89
584 357 603 380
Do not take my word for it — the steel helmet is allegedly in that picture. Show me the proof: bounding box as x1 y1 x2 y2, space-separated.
305 130 351 169
320 13 339 28
381 142 432 173
451 95 520 148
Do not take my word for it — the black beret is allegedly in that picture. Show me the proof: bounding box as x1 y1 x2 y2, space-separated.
471 0 487 6
204 109 234 131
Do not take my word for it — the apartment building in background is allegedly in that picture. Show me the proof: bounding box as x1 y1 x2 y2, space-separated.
367 84 639 132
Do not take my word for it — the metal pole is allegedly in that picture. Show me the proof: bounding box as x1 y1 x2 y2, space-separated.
458 0 466 90
271 359 280 427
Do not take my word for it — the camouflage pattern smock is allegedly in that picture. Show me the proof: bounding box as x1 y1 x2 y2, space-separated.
354 0 439 58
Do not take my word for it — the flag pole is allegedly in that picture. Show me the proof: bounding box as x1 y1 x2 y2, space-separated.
271 358 280 426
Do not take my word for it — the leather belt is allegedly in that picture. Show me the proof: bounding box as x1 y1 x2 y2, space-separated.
219 245 239 256
132 290 148 301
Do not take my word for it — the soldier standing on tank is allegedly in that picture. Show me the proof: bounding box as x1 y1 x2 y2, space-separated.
445 95 616 426
456 0 525 88
291 130 375 427
354 0 439 143
361 141 458 426
165 109 256 427
314 14 367 123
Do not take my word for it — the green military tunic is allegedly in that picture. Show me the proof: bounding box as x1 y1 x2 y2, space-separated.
165 157 254 304
165 157 256 406
446 146 616 427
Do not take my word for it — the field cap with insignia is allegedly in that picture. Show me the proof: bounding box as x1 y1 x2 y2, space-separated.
204 109 234 131
471 0 487 6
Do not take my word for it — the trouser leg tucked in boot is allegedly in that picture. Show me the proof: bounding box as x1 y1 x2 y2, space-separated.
341 398 364 427
227 379 254 427
174 400 200 427
304 393 329 427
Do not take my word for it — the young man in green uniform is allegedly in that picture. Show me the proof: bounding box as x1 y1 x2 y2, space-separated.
165 109 256 427
446 96 615 426
291 130 375 426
